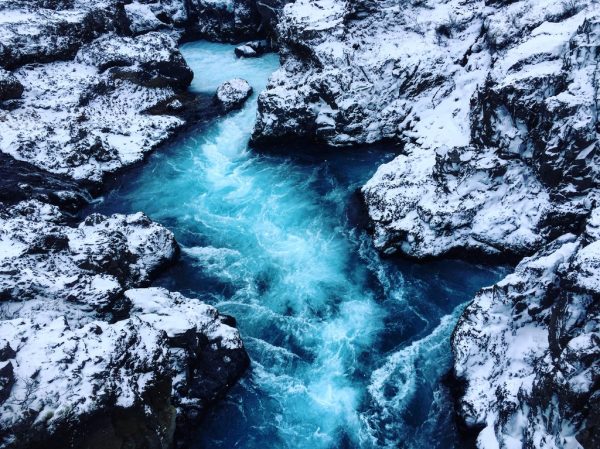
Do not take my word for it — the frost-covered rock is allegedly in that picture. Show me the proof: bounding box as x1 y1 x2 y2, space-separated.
76 32 193 89
187 0 263 41
235 39 270 57
125 1 169 35
126 288 249 426
215 78 253 111
452 227 600 449
0 0 130 69
0 200 249 448
362 6 598 259
0 0 260 447
0 315 175 449
362 145 551 259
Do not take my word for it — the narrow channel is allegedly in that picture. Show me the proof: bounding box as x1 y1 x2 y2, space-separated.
90 41 506 449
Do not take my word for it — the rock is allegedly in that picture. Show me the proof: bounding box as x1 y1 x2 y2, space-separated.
235 44 257 58
452 226 600 449
0 69 23 101
0 152 90 214
0 200 249 449
0 200 178 321
126 288 249 433
125 1 168 35
0 285 248 449
234 39 270 57
0 315 176 449
362 145 551 260
254 0 291 40
0 0 130 70
0 37 191 184
187 0 263 42
0 0 264 447
76 32 193 89
215 78 253 111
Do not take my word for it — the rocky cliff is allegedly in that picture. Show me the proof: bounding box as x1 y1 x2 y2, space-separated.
251 0 599 447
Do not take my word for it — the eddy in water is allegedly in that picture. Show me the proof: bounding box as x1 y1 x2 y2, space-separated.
91 41 506 449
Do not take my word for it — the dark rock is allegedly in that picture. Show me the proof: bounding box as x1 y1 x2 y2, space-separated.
0 69 23 100
0 152 90 214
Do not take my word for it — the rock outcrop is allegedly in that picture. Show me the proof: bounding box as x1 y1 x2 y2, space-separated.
0 29 192 184
453 222 600 449
215 78 253 111
0 196 249 448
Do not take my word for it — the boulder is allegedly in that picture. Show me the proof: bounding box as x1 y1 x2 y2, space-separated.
234 40 270 57
215 78 253 111
453 226 600 449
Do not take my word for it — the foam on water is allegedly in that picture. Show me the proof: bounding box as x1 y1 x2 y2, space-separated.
90 41 507 449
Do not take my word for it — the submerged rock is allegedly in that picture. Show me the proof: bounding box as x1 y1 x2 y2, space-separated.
215 78 253 111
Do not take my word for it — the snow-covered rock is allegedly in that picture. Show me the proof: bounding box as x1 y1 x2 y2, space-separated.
125 1 169 35
452 227 599 449
0 0 130 70
126 288 249 426
0 200 249 448
215 77 253 111
0 200 178 321
362 145 551 259
0 287 248 449
187 0 263 41
362 6 599 259
0 315 175 449
0 32 192 183
0 152 90 213
235 43 258 57
235 39 271 57
76 31 193 89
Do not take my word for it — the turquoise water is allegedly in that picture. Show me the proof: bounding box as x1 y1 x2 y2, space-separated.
91 42 506 449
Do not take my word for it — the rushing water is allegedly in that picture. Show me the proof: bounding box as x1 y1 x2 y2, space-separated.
90 42 507 449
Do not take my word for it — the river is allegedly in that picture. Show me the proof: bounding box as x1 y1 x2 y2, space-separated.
89 41 506 449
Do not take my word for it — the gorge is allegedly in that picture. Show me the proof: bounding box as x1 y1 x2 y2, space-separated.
0 1 598 449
